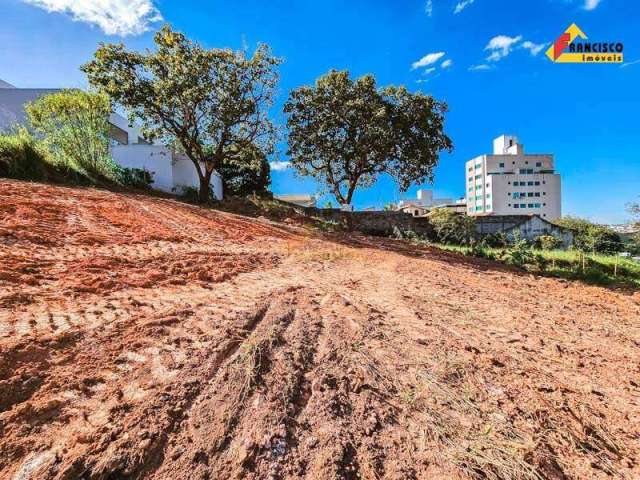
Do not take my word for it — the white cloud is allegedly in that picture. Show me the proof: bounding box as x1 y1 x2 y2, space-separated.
269 161 291 171
521 40 546 56
21 0 162 36
411 51 445 70
469 64 492 71
584 0 602 10
423 67 437 74
454 0 475 14
485 34 522 61
424 0 433 16
441 59 453 68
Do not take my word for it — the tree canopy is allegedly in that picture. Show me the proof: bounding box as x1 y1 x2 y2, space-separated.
284 70 452 205
82 25 281 202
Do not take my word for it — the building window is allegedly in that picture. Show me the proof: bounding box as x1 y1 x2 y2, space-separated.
507 181 511 185
534 181 540 186
508 203 511 206
543 192 546 195
499 162 505 168
525 161 529 164
486 194 491 199
543 181 546 184
535 192 540 197
528 204 534 208
514 204 519 208
520 203 526 208
534 203 541 208
536 162 542 167
527 181 534 186
527 192 533 197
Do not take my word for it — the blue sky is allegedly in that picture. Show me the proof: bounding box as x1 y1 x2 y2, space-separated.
1 0 639 222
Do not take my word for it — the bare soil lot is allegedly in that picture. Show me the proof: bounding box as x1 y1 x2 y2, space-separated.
1 179 639 479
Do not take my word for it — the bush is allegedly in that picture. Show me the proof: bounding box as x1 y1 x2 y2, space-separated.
554 216 623 254
428 208 476 245
481 232 508 248
26 89 114 178
534 234 562 250
500 238 534 267
0 129 49 180
114 166 154 189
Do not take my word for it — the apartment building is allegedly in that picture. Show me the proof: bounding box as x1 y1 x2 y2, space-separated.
465 135 561 220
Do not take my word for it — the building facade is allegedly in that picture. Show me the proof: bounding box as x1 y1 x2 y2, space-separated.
0 81 222 199
465 135 561 220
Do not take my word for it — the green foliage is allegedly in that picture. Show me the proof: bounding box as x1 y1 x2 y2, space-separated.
554 216 622 253
0 129 50 180
284 69 452 205
534 234 562 251
481 232 508 248
216 144 271 196
26 89 113 177
428 208 476 245
499 238 534 267
83 25 281 203
113 165 154 189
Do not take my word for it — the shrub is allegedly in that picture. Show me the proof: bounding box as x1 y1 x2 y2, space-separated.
534 234 562 250
0 129 49 180
26 89 114 178
428 208 476 245
113 166 154 189
481 232 508 248
500 238 534 267
555 216 623 254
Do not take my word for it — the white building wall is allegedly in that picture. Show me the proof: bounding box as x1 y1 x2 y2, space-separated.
112 145 174 192
112 146 223 199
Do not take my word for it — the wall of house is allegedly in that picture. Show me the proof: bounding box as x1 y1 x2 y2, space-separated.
112 145 174 192
505 217 573 248
171 154 223 200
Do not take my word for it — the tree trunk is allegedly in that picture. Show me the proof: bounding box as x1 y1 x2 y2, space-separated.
198 169 213 203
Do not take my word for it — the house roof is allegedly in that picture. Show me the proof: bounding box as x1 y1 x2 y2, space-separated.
0 79 15 89
474 214 572 233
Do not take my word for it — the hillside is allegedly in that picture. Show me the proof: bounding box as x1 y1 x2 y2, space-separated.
0 179 638 479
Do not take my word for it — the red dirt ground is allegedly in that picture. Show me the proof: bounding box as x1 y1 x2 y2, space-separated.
0 179 639 480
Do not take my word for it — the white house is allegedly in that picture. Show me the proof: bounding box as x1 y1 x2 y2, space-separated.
0 80 222 199
465 135 561 220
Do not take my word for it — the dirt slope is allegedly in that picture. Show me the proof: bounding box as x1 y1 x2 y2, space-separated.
0 179 639 480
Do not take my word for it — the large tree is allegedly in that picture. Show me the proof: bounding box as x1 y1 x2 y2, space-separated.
82 25 281 202
284 70 452 206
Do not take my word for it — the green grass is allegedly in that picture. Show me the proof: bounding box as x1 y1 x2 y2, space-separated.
431 243 640 289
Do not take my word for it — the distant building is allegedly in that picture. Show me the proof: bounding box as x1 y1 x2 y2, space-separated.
474 214 573 248
466 135 561 220
0 80 222 199
398 189 465 217
274 194 316 208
